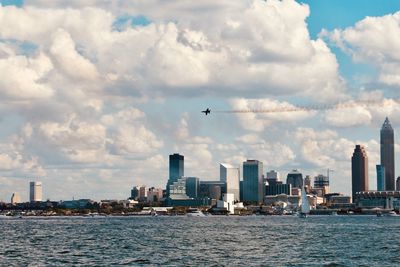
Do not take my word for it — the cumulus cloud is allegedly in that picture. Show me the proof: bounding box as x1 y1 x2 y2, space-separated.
0 48 53 99
0 1 346 99
0 0 391 200
323 11 400 87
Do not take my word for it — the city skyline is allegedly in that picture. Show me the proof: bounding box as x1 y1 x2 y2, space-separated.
2 1 400 201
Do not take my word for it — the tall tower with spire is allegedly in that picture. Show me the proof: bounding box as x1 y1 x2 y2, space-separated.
380 117 395 191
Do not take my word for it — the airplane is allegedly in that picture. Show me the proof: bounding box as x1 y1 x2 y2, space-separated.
201 108 211 116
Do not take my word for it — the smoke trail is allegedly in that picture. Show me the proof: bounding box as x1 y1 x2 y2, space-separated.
213 99 397 114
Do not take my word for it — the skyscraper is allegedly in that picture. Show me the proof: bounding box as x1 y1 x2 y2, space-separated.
29 181 42 202
130 186 139 200
242 160 263 203
380 117 395 190
286 170 303 188
396 177 400 191
166 153 184 197
220 163 240 201
376 165 385 191
351 145 368 202
185 177 200 198
266 170 281 186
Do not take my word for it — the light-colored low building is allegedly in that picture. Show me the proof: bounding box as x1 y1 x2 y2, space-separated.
120 199 139 208
264 194 320 209
217 193 235 214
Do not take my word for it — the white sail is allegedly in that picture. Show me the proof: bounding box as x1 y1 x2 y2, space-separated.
301 186 310 214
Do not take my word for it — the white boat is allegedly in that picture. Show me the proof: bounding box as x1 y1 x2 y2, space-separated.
385 211 399 217
187 208 206 217
298 186 310 218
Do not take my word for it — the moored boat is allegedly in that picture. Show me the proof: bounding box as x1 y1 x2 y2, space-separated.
187 208 206 217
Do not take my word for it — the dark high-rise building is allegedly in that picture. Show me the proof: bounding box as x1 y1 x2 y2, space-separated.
199 181 226 200
381 117 395 190
396 177 400 191
130 186 139 200
376 165 385 191
242 160 263 203
185 177 200 198
352 145 368 202
166 153 184 197
286 170 303 188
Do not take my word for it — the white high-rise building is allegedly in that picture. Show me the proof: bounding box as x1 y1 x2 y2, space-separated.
220 163 240 201
11 192 21 204
29 181 42 202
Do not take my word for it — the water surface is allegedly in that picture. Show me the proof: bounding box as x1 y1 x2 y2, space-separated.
0 216 399 266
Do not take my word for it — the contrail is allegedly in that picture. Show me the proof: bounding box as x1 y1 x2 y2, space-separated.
213 99 399 114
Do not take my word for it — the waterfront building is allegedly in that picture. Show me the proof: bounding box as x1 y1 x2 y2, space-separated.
286 170 303 189
138 186 147 202
355 191 400 209
264 194 320 209
166 153 184 197
11 192 21 204
29 181 42 202
265 183 292 196
130 186 139 200
239 181 243 201
59 199 95 209
266 170 280 186
185 177 200 198
381 117 395 190
217 193 235 214
147 187 163 203
199 181 226 200
314 174 329 188
168 177 189 200
397 177 400 191
313 174 329 196
351 145 369 202
325 193 352 208
242 160 263 203
376 165 386 191
220 163 240 201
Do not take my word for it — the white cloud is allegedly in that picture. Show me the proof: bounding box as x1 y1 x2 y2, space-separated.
0 0 390 200
50 29 99 81
0 1 345 99
230 98 316 132
0 49 53 99
324 12 400 86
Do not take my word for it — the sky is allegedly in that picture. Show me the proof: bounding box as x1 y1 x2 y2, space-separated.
1 0 400 201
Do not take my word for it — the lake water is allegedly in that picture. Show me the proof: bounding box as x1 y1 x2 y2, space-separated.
0 215 399 266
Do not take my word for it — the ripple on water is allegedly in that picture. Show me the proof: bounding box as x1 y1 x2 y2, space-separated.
0 216 400 266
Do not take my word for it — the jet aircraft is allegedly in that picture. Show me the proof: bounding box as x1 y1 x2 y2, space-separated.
202 108 211 115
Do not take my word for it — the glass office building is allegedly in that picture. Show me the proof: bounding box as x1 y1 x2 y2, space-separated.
242 160 263 203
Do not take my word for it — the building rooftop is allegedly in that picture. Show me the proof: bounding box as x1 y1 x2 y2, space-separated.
381 117 393 131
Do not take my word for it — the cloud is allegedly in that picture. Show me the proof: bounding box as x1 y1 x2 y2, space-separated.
323 11 400 87
230 98 316 132
0 47 53 99
0 0 390 200
50 29 99 81
0 1 346 100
